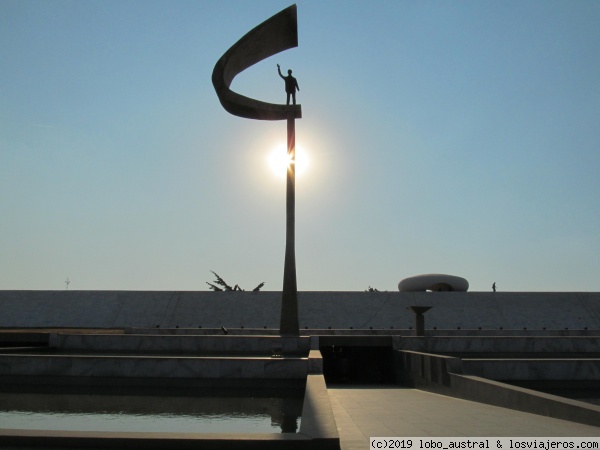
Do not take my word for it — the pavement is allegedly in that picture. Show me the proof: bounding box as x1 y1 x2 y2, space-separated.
327 386 600 450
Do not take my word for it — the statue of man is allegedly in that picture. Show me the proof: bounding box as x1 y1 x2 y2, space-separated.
277 64 300 105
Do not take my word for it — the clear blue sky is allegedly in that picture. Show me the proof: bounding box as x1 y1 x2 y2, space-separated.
2 0 599 292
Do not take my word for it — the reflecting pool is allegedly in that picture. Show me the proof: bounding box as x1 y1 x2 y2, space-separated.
0 385 304 434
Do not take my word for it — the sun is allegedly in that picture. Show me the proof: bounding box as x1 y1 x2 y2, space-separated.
268 143 309 177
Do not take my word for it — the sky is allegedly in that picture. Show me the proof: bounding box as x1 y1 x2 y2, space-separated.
1 0 599 293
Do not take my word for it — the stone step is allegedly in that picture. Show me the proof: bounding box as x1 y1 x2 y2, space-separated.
396 336 600 354
462 358 600 381
0 353 308 379
50 334 310 356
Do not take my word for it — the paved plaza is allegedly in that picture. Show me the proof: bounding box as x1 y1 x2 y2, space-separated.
328 386 600 450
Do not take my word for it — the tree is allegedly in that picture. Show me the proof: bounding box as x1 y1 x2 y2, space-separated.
206 271 264 292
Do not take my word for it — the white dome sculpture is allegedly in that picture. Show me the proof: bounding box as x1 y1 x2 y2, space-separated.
398 274 469 292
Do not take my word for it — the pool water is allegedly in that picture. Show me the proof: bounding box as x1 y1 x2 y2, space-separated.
0 386 304 434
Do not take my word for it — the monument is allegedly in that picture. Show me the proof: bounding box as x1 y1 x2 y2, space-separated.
212 4 301 336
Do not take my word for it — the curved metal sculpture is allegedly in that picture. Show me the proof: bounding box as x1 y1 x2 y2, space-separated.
212 5 301 336
212 4 302 120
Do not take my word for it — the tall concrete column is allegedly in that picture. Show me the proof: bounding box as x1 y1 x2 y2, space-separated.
281 116 299 335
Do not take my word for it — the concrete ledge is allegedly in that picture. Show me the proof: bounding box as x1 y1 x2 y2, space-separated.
396 350 463 386
0 354 308 379
51 334 310 355
0 429 311 449
0 375 306 390
462 358 600 380
397 350 600 428
308 350 323 374
298 375 340 449
128 328 600 337
448 374 600 428
395 336 600 354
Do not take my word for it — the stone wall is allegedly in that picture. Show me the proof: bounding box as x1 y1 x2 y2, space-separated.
0 291 599 330
396 350 600 427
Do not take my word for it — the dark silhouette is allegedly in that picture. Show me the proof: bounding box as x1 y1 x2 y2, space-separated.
212 5 301 120
277 64 299 105
206 271 264 292
493 282 497 292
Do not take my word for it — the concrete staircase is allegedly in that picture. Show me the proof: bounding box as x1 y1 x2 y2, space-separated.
396 335 600 381
0 332 314 381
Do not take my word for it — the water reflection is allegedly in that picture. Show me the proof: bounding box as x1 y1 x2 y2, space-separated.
272 397 300 433
0 386 303 434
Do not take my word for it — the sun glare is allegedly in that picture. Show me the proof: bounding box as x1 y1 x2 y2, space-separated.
268 144 309 177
